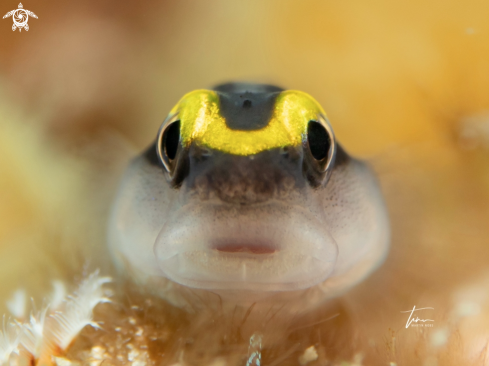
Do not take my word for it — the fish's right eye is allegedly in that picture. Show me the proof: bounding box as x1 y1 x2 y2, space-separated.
162 121 180 161
157 115 181 174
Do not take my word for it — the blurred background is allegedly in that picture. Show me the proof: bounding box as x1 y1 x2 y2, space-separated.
1 0 489 364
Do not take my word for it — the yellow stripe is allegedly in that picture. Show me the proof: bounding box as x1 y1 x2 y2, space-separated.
170 89 326 156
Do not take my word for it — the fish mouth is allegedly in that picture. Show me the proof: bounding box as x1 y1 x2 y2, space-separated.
214 240 277 254
154 202 338 292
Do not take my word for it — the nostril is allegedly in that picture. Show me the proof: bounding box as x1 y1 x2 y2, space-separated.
214 243 276 254
242 99 252 108
279 146 289 157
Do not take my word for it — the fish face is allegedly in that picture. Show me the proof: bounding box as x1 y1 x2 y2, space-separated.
108 83 389 299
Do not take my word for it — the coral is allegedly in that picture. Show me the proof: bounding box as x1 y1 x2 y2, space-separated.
49 271 111 351
0 271 111 366
0 317 22 366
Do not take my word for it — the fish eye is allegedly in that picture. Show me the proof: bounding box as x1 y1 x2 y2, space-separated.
163 121 180 160
307 120 331 161
157 116 181 174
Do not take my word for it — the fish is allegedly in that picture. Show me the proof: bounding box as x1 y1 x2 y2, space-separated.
107 82 390 311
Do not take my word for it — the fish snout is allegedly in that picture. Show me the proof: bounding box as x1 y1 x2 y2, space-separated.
186 146 305 204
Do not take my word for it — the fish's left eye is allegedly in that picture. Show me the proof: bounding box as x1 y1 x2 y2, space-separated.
307 120 331 161
303 118 336 185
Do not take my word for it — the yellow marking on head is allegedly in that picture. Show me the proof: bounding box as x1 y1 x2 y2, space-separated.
169 89 326 156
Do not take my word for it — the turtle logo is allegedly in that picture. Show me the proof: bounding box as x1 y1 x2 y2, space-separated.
3 3 37 32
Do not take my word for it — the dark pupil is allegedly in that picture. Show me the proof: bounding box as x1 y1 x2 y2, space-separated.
307 121 330 160
163 121 180 160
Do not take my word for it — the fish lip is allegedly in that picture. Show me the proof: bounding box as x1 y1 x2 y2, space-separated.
212 239 277 254
154 201 338 292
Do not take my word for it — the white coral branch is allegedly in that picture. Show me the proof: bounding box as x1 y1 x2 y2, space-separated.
50 281 67 311
48 270 111 351
1 270 111 362
0 316 22 366
19 307 49 358
6 289 26 319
